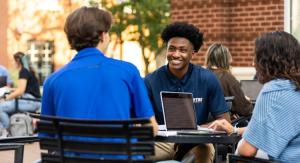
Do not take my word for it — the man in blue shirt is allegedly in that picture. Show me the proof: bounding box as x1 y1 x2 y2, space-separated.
0 65 12 87
144 22 230 162
41 7 158 159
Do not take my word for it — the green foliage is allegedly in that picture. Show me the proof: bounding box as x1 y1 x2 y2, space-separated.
103 0 170 75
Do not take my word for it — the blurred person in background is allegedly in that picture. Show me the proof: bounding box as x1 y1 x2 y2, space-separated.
0 64 13 87
205 43 253 120
0 52 41 134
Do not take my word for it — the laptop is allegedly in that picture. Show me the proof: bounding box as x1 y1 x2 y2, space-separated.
0 76 7 88
158 91 225 136
240 80 263 102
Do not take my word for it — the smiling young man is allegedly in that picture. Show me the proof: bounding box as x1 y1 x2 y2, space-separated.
144 22 230 162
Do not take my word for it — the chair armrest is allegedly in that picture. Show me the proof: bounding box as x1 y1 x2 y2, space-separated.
231 114 252 128
228 154 278 163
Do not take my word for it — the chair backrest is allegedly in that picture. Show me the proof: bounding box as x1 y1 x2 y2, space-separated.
32 114 154 163
228 154 278 163
15 97 41 113
225 96 234 111
206 96 235 123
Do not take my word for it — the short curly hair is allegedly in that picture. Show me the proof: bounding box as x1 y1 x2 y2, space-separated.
161 22 203 52
64 6 112 51
255 31 300 90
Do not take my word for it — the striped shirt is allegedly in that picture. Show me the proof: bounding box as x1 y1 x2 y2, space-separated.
243 79 300 162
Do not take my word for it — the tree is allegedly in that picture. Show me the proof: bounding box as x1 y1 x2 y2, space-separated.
100 0 170 75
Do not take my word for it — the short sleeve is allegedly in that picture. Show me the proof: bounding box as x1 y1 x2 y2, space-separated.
130 67 154 119
19 68 30 80
243 90 299 158
41 78 55 116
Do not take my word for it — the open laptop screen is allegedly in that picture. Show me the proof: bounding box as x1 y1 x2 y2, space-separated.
240 80 263 101
160 91 197 130
0 76 7 88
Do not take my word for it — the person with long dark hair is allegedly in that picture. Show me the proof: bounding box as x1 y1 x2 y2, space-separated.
209 31 300 162
0 52 41 132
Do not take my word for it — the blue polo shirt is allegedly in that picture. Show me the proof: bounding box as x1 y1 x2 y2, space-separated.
42 47 154 121
41 48 154 159
144 64 228 125
0 65 12 85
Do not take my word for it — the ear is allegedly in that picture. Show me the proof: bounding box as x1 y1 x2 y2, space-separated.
99 32 104 42
191 51 197 59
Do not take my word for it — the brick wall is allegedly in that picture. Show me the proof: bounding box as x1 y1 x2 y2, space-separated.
171 0 284 66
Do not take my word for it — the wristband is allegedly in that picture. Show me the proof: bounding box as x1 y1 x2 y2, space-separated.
232 126 238 134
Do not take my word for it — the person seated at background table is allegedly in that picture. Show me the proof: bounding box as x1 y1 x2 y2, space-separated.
0 52 41 132
209 31 300 162
41 6 158 159
0 64 13 87
144 22 230 163
205 43 253 120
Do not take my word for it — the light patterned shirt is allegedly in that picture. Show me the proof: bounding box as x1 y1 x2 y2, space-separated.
243 79 300 162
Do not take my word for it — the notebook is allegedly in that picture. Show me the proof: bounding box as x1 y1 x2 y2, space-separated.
240 80 263 101
158 91 225 136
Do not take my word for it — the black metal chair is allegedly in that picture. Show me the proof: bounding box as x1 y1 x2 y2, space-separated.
15 97 41 113
31 114 154 163
225 96 234 111
0 143 24 163
214 96 236 161
228 154 278 163
0 136 40 163
232 114 252 128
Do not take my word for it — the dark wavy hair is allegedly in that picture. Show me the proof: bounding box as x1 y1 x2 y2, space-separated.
161 22 203 52
64 6 112 51
13 51 37 78
255 31 300 90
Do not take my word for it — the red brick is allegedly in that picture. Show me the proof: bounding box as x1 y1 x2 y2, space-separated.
267 6 277 10
170 0 284 66
255 17 265 21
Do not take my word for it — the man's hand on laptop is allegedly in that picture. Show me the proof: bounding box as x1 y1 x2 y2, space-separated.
208 119 233 134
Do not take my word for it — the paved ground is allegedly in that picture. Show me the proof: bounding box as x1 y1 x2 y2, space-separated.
0 142 40 163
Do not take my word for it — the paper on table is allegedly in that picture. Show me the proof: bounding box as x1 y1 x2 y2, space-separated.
158 125 166 131
0 87 9 97
197 126 216 132
157 131 177 137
